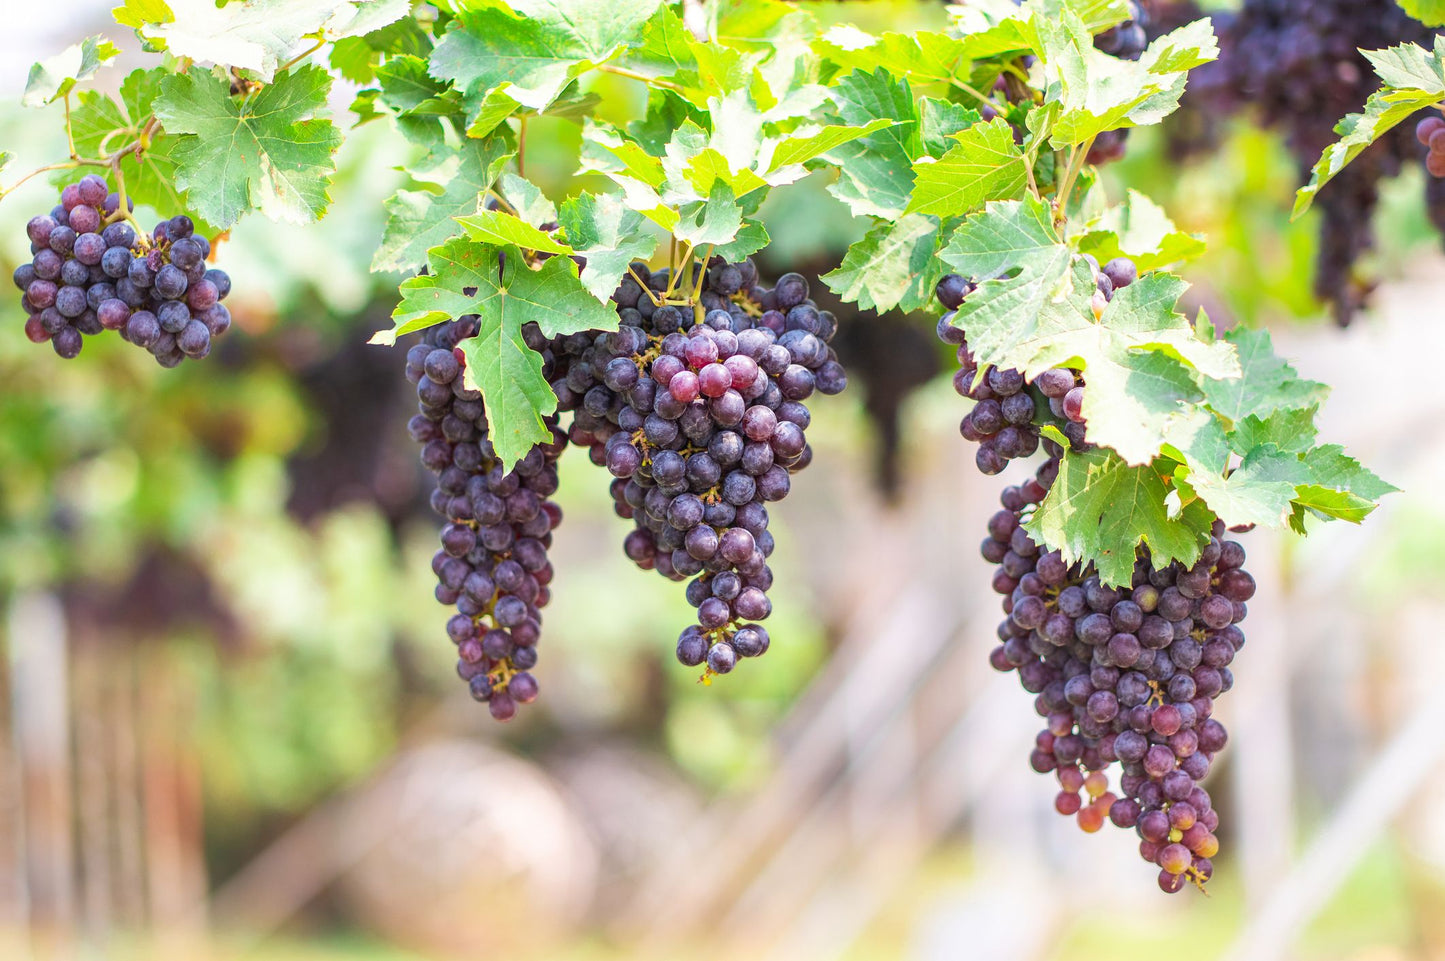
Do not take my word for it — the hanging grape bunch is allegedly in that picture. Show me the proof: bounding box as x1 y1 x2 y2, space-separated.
938 254 1258 892
1087 0 1151 165
547 257 846 680
14 173 233 364
404 319 564 721
983 466 1253 893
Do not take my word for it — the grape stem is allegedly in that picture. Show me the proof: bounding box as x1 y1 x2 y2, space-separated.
628 265 664 306
1053 136 1096 223
597 64 687 93
276 35 327 75
63 93 78 160
517 115 528 177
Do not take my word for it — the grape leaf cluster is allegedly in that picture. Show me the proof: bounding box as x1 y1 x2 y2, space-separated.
404 317 563 721
14 173 232 363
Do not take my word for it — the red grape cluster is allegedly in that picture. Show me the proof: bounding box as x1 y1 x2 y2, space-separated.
984 462 1252 892
14 174 232 363
548 257 845 678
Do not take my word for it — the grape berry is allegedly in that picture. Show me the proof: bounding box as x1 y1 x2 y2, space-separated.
14 174 233 363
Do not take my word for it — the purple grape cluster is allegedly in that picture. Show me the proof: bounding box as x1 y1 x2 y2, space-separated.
937 257 1135 475
548 257 846 678
14 174 233 364
984 460 1255 892
404 318 564 721
1418 115 1445 178
1164 0 1441 324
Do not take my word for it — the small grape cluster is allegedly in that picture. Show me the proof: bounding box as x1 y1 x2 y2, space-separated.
404 318 563 721
936 256 1135 475
1418 115 1445 178
983 462 1254 892
548 258 846 678
14 174 233 364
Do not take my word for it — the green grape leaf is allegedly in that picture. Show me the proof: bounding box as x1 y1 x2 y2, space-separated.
1039 15 1219 147
617 3 698 77
376 240 618 468
949 0 1128 59
816 28 972 87
939 195 1073 354
822 68 923 219
760 120 893 178
23 36 119 108
113 0 174 30
1227 405 1320 456
1398 0 1445 27
1293 446 1398 520
920 97 981 158
1025 448 1212 588
126 0 408 81
1200 327 1328 424
580 122 678 231
373 130 515 272
714 218 770 262
59 68 201 229
1180 440 1395 529
153 66 342 229
557 192 660 303
1074 189 1206 271
823 214 945 314
674 182 745 246
1294 39 1445 217
1177 444 1312 530
906 118 1029 218
495 172 557 228
430 0 663 111
456 209 573 254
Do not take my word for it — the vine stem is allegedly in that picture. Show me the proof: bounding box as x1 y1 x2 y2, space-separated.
1053 136 1095 221
63 93 78 159
629 265 663 307
517 115 527 177
276 36 326 75
597 64 687 93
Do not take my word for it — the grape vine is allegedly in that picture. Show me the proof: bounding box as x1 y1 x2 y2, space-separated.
0 0 1402 893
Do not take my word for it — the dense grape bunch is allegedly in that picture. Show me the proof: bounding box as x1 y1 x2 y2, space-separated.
404 318 564 721
937 256 1136 475
1189 0 1441 325
13 174 234 364
547 257 846 679
984 461 1254 892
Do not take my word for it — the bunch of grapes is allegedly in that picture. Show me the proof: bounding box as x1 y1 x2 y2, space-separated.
983 462 1253 892
1164 0 1441 325
548 257 846 678
404 318 564 721
14 174 233 363
936 256 1135 475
